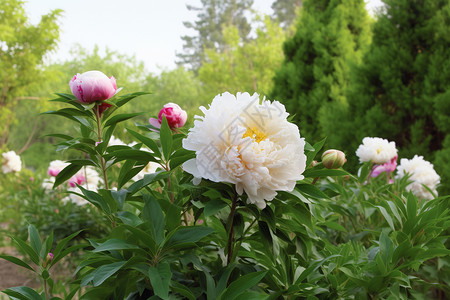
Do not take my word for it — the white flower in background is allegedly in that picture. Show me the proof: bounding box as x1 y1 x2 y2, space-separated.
396 155 440 200
108 135 127 146
2 151 22 173
47 160 69 176
356 137 397 164
132 162 160 181
182 92 307 209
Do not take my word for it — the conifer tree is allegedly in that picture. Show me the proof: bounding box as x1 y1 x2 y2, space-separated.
177 0 253 71
334 0 450 192
271 0 371 144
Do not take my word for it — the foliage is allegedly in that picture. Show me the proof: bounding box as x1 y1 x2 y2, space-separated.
271 0 303 31
0 0 61 148
329 0 450 194
1 87 448 299
177 0 253 71
199 16 286 100
271 0 372 143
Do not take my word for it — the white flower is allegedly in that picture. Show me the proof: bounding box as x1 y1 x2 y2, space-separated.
48 160 69 176
182 92 307 209
2 151 22 173
132 162 160 181
396 155 440 200
108 135 127 146
356 137 397 164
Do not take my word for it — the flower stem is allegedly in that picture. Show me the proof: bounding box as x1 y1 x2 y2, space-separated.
226 193 237 265
94 105 109 191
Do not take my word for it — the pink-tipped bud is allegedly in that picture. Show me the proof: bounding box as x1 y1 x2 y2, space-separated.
149 103 187 130
322 149 346 169
47 252 54 261
69 71 117 104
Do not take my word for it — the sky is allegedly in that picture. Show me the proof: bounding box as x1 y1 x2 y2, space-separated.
24 0 384 74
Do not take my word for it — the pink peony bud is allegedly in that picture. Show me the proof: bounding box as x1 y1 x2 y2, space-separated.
29 177 34 182
371 156 397 178
322 149 346 169
149 103 187 130
69 70 117 104
47 252 54 260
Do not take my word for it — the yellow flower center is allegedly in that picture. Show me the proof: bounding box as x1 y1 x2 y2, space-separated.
243 127 266 143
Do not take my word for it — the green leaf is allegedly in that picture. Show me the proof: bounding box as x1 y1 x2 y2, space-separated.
82 261 127 287
143 195 166 245
77 185 111 214
115 92 150 107
148 262 172 299
296 183 330 200
358 162 372 183
376 206 396 231
53 164 83 188
160 116 173 160
163 226 214 250
52 230 83 265
204 199 228 217
302 168 350 178
3 286 43 300
104 112 144 127
107 149 159 164
322 221 346 232
0 255 35 272
10 236 40 265
92 239 139 252
218 271 267 300
306 137 326 167
117 211 143 227
28 225 42 258
127 128 162 157
127 171 169 195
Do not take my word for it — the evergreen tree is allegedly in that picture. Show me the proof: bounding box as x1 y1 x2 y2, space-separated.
334 0 450 193
177 0 253 71
198 16 285 100
271 0 371 144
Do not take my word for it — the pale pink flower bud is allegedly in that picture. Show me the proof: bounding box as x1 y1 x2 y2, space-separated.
322 149 346 169
47 252 54 260
69 70 117 104
149 103 187 130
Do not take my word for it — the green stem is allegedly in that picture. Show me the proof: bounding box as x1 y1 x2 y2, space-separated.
226 193 238 265
94 105 109 190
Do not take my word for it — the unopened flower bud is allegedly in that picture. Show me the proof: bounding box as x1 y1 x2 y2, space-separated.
149 103 187 130
322 150 346 169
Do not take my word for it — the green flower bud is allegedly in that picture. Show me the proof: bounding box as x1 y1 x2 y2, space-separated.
322 150 346 169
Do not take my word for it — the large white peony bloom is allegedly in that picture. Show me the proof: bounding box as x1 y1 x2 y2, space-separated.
2 151 22 173
396 155 440 200
182 92 307 209
356 137 397 164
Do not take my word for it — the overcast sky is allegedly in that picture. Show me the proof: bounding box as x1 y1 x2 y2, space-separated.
24 0 384 74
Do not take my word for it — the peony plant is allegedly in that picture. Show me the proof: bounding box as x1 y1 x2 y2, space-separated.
2 71 448 300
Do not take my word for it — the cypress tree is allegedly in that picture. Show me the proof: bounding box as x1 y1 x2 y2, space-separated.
334 0 450 193
271 0 371 143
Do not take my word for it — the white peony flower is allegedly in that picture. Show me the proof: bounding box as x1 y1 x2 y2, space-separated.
47 160 69 176
356 137 397 164
182 92 307 209
396 155 440 200
108 135 127 146
2 151 22 173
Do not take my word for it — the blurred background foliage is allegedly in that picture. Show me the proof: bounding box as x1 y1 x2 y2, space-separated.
1 0 449 194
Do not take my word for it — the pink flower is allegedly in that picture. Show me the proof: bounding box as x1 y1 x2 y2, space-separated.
69 70 117 104
48 160 69 177
371 156 397 178
68 172 86 187
149 103 187 129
